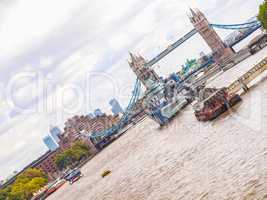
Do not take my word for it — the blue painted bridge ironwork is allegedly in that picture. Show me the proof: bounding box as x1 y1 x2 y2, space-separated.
90 17 262 147
146 19 261 67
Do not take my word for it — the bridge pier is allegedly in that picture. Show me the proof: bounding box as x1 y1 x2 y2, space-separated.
238 79 249 93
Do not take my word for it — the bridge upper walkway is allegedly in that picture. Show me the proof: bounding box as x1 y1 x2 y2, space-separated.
146 29 198 67
146 19 261 67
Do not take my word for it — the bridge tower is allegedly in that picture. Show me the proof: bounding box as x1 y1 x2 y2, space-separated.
189 8 234 63
128 53 160 90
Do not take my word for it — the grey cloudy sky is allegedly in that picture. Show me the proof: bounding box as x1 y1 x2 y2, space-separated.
0 0 263 179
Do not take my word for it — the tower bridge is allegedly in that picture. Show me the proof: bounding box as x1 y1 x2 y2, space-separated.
90 8 262 148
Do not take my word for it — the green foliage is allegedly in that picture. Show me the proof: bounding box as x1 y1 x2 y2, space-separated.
7 182 28 200
55 153 70 171
17 168 46 180
0 187 10 200
55 141 90 171
258 0 267 29
25 177 48 195
0 168 48 200
180 58 198 75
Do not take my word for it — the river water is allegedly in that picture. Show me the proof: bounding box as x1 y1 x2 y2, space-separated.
48 48 267 200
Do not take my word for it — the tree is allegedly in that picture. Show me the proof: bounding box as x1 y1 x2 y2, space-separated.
25 177 48 195
17 168 46 182
73 141 90 152
0 168 48 200
0 187 11 200
8 182 28 200
55 153 70 171
55 141 91 171
258 0 267 29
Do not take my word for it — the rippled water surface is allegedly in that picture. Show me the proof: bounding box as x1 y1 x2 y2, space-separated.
48 48 267 200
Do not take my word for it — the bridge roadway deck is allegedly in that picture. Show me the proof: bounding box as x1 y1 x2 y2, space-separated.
48 48 267 200
208 47 267 92
226 56 267 94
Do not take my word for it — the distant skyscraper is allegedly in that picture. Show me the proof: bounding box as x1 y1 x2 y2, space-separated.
109 98 124 115
94 108 104 117
43 135 59 151
87 113 94 119
49 126 62 143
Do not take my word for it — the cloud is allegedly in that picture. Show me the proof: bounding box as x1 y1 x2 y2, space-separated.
0 0 87 60
0 0 264 179
0 113 50 178
39 57 55 69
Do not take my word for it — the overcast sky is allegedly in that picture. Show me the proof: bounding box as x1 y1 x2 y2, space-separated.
0 0 263 180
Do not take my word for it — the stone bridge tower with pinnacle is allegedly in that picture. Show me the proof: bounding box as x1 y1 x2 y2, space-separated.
128 52 160 90
189 8 234 63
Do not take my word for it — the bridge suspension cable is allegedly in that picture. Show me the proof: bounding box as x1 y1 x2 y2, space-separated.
119 79 141 125
211 21 261 30
90 79 141 140
146 21 261 67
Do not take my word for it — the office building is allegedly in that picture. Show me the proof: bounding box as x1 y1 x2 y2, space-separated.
49 126 62 143
94 108 104 117
34 150 60 180
109 98 124 115
43 135 59 151
87 113 94 119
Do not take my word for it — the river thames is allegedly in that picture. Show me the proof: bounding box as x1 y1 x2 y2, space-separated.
48 48 267 200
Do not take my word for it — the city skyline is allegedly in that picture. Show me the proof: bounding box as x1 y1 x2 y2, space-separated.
0 0 263 180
